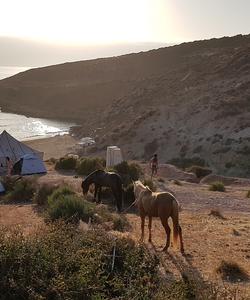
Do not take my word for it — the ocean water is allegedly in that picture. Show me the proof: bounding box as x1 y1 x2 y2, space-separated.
0 66 75 140
0 66 30 80
0 111 74 141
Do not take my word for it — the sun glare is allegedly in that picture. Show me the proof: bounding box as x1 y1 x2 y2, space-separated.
0 0 171 44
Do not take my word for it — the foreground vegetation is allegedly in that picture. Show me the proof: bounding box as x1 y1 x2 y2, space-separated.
0 224 159 299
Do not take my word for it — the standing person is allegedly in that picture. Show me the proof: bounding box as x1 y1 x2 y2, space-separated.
6 156 13 177
150 154 158 178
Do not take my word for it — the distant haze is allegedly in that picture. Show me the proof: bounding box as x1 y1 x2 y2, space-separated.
0 37 168 67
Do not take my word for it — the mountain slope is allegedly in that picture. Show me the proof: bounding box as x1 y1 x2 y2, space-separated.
0 34 250 176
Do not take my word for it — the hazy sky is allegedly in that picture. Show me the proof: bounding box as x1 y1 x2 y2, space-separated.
0 0 249 45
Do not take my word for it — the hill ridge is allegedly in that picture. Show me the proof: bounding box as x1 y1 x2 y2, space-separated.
0 33 250 176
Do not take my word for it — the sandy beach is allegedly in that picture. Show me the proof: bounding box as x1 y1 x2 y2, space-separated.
24 134 79 160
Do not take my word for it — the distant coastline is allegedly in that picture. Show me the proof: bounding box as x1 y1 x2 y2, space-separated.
0 66 30 80
0 111 75 141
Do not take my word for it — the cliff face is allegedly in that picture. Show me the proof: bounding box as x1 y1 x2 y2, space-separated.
0 34 250 176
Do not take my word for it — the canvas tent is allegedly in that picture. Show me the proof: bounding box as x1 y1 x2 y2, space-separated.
0 182 5 194
12 154 46 175
0 130 44 175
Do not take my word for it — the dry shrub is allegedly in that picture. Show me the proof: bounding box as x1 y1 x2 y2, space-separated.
113 161 142 187
33 183 59 206
55 156 77 170
112 215 131 232
216 260 249 282
0 224 159 299
76 157 105 175
173 179 182 186
209 181 225 192
157 177 165 183
187 165 212 178
168 157 206 169
3 177 37 203
209 209 226 220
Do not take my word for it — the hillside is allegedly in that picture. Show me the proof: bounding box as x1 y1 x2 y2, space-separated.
0 34 250 176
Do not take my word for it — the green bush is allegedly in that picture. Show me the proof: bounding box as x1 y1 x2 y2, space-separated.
55 156 77 170
186 165 212 178
48 194 95 223
47 186 94 223
209 181 225 192
113 215 131 232
77 157 105 175
49 185 75 201
114 161 142 186
0 224 159 299
33 183 58 206
4 177 36 202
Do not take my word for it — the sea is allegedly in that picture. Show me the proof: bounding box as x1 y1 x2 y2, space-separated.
0 66 74 140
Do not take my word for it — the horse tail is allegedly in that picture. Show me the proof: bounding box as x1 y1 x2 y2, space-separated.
171 199 180 247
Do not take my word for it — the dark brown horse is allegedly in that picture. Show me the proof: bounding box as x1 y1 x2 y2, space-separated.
81 170 123 212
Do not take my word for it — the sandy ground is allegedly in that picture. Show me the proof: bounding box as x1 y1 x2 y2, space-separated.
24 134 79 160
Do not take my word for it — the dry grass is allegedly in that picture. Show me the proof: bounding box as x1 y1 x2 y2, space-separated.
209 181 225 192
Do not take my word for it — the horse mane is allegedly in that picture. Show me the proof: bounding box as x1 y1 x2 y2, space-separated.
135 180 152 192
85 169 105 179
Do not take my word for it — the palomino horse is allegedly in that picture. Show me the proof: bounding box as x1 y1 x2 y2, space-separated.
81 169 123 212
133 180 184 253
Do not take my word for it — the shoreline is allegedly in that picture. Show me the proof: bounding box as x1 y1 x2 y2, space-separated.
24 134 79 160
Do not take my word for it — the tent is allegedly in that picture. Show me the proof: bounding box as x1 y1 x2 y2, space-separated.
0 182 5 194
0 130 44 175
106 146 123 167
12 154 47 176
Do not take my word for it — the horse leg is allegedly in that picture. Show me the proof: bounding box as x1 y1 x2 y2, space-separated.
160 218 171 251
140 214 145 242
179 225 185 254
97 186 102 204
112 187 122 213
148 216 152 243
94 184 98 202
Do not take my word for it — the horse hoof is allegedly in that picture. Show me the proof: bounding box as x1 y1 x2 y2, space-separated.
148 239 152 243
162 247 168 252
181 248 185 255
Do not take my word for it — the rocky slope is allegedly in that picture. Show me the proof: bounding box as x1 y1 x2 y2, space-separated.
0 34 250 176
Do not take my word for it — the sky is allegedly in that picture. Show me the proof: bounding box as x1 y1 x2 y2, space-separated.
0 0 249 45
